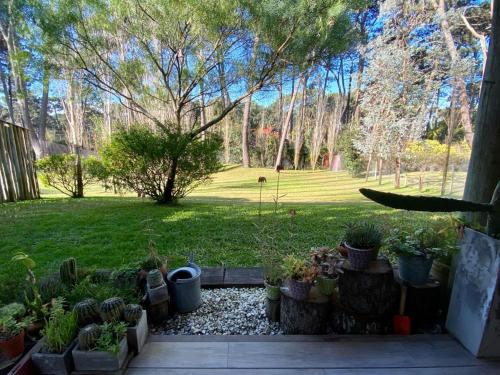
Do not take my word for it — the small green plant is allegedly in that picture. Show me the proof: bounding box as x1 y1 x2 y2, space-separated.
343 221 384 249
0 303 26 320
387 224 458 259
281 255 318 282
94 322 127 355
0 316 29 340
258 176 267 217
11 252 48 321
41 298 78 354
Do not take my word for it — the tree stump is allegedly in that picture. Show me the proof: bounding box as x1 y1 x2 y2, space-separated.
265 298 280 322
338 258 397 315
280 287 331 334
402 278 441 332
147 299 169 325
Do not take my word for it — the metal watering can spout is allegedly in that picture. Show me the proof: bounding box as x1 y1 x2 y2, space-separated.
188 252 195 268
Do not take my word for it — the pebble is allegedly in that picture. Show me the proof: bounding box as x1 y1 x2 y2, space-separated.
155 288 282 335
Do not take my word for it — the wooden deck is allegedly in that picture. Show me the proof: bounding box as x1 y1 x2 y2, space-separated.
126 334 500 374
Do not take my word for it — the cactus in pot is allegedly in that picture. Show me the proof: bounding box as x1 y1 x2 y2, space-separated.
100 297 125 323
59 257 77 286
146 269 164 288
123 304 142 325
74 299 101 326
78 323 101 351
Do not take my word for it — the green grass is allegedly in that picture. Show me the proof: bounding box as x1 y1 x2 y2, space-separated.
0 167 463 304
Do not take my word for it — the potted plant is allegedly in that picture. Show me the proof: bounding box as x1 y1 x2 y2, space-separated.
0 314 29 359
387 226 454 285
311 247 344 296
72 322 128 372
282 255 318 300
264 268 282 301
32 298 78 375
343 221 384 270
123 304 148 354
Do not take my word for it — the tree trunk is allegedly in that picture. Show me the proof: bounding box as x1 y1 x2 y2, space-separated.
293 77 307 170
394 156 401 189
463 1 500 226
37 63 50 156
275 74 302 169
241 35 259 168
0 66 15 123
377 158 383 186
217 58 232 164
434 0 474 147
162 155 179 204
75 146 84 198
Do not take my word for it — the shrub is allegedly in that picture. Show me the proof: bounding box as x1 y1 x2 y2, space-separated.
101 125 222 203
36 154 107 197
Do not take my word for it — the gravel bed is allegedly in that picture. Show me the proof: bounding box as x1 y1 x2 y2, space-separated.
154 288 282 335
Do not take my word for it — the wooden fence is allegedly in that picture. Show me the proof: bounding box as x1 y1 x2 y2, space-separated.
0 120 40 202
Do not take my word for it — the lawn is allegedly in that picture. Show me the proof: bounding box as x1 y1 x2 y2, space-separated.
0 167 463 303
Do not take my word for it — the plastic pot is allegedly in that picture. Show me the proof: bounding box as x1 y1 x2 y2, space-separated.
344 243 374 270
398 255 434 285
265 282 281 301
288 279 312 301
0 330 25 359
316 275 338 296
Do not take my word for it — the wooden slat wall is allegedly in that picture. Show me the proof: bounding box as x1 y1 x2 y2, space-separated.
0 120 40 203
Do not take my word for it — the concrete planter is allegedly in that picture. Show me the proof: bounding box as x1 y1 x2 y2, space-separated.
72 337 128 372
31 339 76 375
127 310 148 354
446 228 500 357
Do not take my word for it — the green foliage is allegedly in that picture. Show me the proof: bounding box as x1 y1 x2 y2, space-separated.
0 303 26 320
386 222 458 259
94 322 127 355
0 315 30 340
41 298 78 354
281 255 318 282
337 129 366 177
101 126 223 203
36 154 107 198
343 221 384 249
63 276 136 307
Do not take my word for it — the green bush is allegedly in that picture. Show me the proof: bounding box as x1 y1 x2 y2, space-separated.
36 154 107 197
337 129 366 177
101 125 222 203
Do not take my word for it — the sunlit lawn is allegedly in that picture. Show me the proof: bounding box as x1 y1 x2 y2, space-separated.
0 167 464 303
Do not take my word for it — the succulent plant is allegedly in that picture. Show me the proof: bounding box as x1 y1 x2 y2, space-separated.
78 323 101 351
146 269 164 288
74 299 101 326
100 297 125 323
123 304 142 325
59 257 77 286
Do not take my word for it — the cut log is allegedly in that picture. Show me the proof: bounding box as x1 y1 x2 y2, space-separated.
338 258 398 315
147 299 169 325
280 287 331 334
265 298 280 322
331 310 393 334
402 278 442 332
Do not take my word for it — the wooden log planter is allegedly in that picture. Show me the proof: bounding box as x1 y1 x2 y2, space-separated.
334 259 398 334
127 310 148 354
280 287 331 334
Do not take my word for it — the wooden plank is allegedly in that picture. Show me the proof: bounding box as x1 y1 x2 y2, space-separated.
128 342 229 368
126 370 324 375
223 267 263 286
200 267 225 287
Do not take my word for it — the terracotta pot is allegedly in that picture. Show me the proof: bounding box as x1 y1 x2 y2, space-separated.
0 330 25 359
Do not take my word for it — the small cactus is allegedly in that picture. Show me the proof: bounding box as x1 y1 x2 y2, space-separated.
74 299 101 326
100 297 125 323
123 304 142 325
59 257 77 286
147 269 164 288
78 324 101 351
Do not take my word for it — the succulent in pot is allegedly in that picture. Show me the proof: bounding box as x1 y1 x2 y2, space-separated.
311 247 344 296
387 225 457 285
343 221 384 269
282 255 318 301
0 313 30 359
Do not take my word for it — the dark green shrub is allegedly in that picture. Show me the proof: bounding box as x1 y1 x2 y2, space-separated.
101 126 222 203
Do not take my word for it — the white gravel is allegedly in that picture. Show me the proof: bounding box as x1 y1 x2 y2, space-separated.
154 288 282 335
